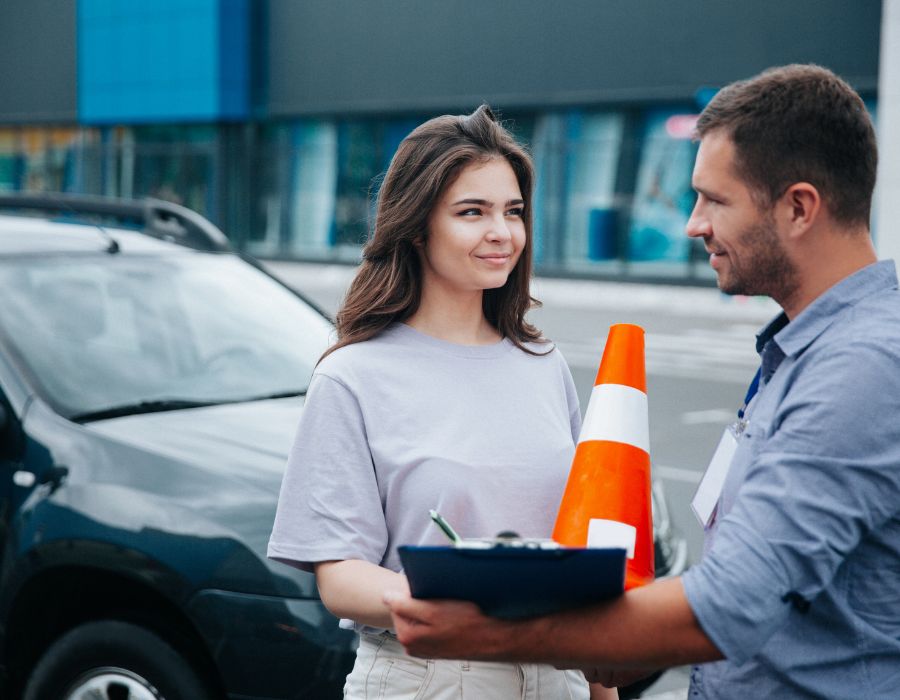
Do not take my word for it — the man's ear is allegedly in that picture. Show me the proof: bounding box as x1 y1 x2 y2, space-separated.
779 182 821 240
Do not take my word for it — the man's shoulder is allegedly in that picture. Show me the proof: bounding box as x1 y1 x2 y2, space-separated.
822 285 900 352
793 293 900 401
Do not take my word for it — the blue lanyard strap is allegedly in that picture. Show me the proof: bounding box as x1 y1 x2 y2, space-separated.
738 367 761 420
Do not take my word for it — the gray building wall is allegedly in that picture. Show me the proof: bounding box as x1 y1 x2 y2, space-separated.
268 0 882 116
0 1 882 123
0 0 77 124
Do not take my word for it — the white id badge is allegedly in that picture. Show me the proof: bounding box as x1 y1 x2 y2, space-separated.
691 426 739 527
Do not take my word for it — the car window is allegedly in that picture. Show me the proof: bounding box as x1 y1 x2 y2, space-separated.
0 253 334 418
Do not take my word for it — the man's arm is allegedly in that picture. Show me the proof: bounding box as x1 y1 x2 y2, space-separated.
385 576 722 669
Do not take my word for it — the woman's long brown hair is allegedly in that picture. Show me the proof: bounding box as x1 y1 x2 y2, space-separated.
321 105 546 361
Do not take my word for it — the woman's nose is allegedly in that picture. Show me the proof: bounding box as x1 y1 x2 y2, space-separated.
486 214 512 241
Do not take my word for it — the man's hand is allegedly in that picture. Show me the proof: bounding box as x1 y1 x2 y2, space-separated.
385 578 721 670
384 591 522 660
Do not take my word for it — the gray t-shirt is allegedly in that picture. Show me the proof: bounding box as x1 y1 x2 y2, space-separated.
268 323 580 581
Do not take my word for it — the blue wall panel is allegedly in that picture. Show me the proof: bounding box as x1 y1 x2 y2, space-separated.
78 0 249 124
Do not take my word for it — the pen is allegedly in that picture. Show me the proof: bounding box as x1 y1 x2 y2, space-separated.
429 509 461 544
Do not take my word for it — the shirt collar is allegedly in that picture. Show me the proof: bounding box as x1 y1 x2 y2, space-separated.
755 260 898 359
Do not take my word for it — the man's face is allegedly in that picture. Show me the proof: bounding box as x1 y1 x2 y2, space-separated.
686 131 797 301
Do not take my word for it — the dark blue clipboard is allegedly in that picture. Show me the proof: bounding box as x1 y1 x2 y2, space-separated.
398 545 626 620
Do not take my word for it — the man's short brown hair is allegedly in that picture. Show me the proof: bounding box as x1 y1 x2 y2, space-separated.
696 64 877 227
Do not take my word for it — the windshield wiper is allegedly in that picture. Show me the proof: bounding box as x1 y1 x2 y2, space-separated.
234 389 307 402
71 399 229 423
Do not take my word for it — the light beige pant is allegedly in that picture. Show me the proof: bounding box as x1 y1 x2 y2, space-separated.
344 632 590 700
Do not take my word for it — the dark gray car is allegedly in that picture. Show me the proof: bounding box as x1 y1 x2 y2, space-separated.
0 194 685 700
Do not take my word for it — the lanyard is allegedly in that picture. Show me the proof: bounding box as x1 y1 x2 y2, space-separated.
737 367 761 420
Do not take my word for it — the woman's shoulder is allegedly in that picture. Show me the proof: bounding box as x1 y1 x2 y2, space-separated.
515 337 563 360
315 325 410 379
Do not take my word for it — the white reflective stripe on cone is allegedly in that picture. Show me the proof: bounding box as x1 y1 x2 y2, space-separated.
577 383 649 452
587 519 637 558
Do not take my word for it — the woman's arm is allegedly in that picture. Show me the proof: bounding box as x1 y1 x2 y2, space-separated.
589 683 619 699
315 560 409 629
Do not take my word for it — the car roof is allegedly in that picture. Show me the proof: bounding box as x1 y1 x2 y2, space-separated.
0 214 199 256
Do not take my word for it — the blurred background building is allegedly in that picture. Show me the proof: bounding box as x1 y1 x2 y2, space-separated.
0 0 882 283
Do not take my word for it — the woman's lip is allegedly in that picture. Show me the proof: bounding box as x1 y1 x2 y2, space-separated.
476 254 511 263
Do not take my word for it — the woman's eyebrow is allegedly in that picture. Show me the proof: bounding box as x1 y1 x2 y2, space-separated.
451 198 492 207
450 198 525 207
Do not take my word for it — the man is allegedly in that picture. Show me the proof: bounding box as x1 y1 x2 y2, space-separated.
384 64 900 699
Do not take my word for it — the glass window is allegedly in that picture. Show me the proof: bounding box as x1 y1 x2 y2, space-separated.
0 129 21 192
628 109 698 267
333 118 418 252
253 117 420 260
527 110 625 270
128 125 218 217
561 112 624 266
0 128 85 193
529 112 567 266
287 120 339 256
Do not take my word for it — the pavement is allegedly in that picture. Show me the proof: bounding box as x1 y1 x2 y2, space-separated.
264 260 778 323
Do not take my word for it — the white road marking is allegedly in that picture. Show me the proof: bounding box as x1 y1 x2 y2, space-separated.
557 327 759 383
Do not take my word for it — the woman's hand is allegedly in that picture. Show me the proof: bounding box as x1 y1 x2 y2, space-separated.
589 682 620 699
585 668 655 688
315 560 409 629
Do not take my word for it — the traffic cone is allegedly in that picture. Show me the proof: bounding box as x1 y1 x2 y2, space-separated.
553 323 654 589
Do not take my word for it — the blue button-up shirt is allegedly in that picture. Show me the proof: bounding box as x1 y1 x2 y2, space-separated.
683 260 900 699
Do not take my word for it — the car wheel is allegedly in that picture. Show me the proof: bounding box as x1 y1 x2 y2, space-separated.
23 620 215 700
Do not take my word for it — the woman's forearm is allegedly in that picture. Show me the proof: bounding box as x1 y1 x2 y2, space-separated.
315 559 409 629
589 683 619 700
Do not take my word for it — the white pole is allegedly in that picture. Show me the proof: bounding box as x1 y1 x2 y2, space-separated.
875 0 900 263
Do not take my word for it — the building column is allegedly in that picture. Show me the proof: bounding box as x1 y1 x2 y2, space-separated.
875 0 900 262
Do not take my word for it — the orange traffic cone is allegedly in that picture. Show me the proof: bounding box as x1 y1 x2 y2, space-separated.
553 323 654 589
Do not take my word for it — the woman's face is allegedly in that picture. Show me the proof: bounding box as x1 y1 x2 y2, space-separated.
420 158 526 297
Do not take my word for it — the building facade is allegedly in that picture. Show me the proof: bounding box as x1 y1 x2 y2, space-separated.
0 0 882 282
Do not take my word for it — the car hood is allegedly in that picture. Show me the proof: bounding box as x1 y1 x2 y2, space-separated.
87 396 304 495
26 397 315 597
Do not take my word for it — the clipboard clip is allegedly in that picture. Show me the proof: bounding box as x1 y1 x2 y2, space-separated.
429 510 561 550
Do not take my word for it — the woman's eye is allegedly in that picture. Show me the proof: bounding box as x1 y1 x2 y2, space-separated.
458 208 481 216
506 207 524 217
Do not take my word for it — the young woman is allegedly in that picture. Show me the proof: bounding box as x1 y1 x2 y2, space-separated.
269 106 617 699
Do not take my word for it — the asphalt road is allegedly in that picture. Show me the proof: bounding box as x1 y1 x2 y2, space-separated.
264 261 779 699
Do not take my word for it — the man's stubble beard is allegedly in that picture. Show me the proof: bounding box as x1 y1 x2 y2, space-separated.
718 215 800 307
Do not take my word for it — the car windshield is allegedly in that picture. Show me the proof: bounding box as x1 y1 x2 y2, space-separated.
0 252 334 419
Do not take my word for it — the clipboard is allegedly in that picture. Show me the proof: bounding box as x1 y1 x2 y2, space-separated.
398 545 626 619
